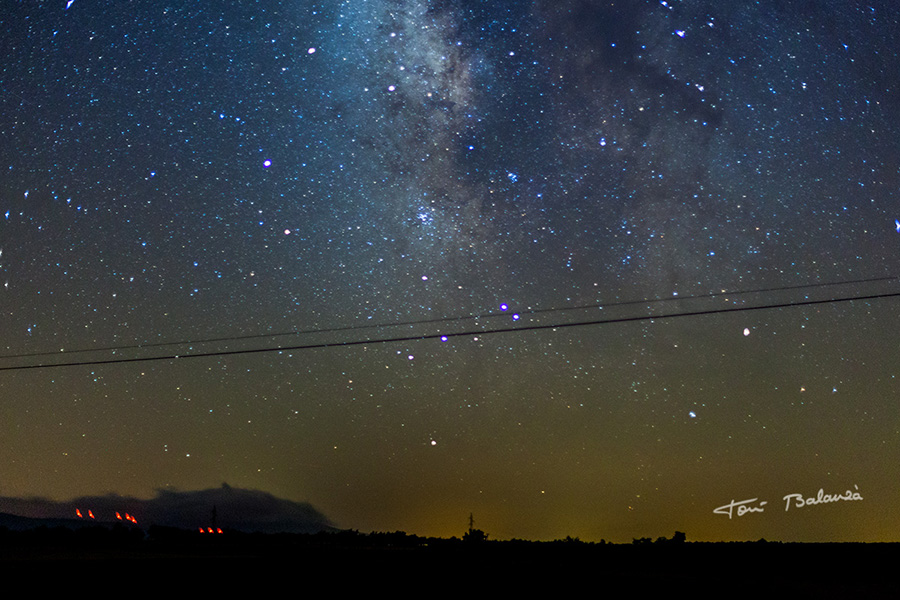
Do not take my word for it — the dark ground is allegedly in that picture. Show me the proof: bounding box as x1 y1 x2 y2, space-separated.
0 524 896 596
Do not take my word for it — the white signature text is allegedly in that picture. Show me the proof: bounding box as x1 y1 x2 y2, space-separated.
714 485 863 519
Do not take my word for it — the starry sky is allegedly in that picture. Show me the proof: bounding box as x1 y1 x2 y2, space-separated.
2 0 900 542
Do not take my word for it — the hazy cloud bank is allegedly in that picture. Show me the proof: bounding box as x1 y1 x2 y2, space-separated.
0 484 334 534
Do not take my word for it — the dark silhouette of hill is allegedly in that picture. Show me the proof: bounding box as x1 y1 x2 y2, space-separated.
0 511 91 532
0 483 334 534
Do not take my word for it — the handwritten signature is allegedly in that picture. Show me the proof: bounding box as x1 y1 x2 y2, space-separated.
714 485 863 519
713 498 767 519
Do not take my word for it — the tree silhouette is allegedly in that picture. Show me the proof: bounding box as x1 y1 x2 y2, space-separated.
463 527 488 543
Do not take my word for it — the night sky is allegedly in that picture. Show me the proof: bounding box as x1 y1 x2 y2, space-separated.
2 0 900 542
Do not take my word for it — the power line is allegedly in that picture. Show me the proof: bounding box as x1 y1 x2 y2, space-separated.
1 287 896 373
1 274 896 362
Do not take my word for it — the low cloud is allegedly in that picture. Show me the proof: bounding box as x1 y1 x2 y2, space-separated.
0 484 335 534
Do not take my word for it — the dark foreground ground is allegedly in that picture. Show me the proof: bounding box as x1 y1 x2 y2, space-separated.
1 525 896 596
